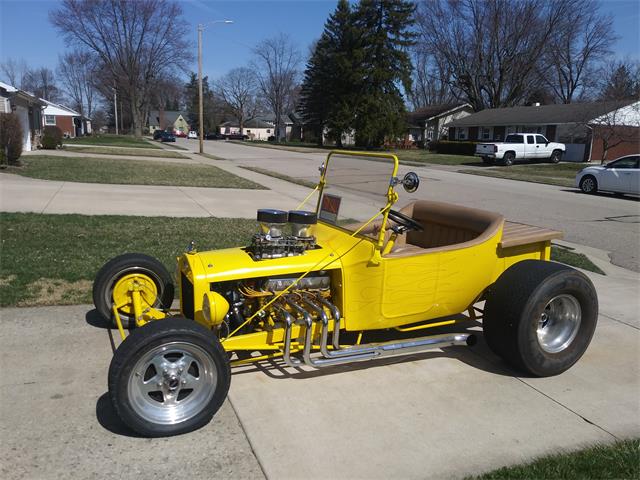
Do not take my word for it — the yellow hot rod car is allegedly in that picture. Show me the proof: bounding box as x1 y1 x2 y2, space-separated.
93 151 598 437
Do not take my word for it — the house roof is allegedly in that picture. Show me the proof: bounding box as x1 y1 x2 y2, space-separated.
408 103 470 125
446 100 636 127
0 81 45 106
220 118 274 129
42 99 81 117
148 110 187 125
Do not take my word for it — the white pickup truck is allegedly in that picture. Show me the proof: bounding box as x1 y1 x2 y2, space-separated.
475 133 565 166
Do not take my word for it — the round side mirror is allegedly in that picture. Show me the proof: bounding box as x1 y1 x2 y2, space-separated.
402 172 420 193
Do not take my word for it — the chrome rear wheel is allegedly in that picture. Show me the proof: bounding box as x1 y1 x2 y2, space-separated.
537 294 581 354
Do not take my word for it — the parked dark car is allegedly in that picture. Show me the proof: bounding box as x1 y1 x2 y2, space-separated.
159 131 176 142
153 129 166 140
226 133 249 141
205 132 225 140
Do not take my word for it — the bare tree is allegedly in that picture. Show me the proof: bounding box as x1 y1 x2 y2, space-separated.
415 0 571 111
50 0 191 137
253 34 301 141
0 58 30 89
57 50 98 117
541 0 616 103
408 48 456 109
217 67 260 135
23 67 61 101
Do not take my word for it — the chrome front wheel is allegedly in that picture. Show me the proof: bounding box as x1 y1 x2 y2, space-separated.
128 342 218 425
109 319 231 437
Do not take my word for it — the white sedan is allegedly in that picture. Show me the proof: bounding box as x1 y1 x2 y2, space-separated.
576 155 639 195
187 131 198 139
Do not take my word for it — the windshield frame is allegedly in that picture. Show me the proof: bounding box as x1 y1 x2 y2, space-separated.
315 150 400 250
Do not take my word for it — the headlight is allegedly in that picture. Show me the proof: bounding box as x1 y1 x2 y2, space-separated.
202 291 230 325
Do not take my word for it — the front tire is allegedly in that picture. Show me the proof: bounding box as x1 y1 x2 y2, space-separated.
579 175 598 194
550 150 562 163
93 253 174 328
483 260 598 377
108 318 231 437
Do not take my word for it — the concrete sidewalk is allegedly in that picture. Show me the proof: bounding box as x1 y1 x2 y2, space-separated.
0 265 637 479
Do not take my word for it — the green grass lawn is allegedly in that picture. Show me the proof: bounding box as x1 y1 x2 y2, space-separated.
63 145 188 159
64 134 159 149
460 162 587 187
551 245 605 275
7 156 266 189
469 439 639 480
239 166 318 188
0 213 257 307
236 141 472 166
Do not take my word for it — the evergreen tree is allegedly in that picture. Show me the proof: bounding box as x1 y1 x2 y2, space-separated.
299 0 360 146
352 0 415 148
601 63 640 101
184 72 218 133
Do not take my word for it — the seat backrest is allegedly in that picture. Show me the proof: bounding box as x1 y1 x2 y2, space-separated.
398 200 504 250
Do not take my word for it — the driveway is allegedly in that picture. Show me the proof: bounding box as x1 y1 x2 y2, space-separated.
1 262 638 479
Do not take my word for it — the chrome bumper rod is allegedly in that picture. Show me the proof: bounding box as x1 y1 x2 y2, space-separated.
277 294 474 369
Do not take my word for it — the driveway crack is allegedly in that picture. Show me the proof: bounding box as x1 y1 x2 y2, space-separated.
40 181 65 213
514 377 620 441
176 187 215 217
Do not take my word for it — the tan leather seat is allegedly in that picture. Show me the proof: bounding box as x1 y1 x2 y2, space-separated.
387 201 504 257
344 200 504 257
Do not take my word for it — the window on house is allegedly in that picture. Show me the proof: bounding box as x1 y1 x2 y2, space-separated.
457 128 467 140
481 127 491 140
247 130 251 133
266 129 271 133
45 115 56 125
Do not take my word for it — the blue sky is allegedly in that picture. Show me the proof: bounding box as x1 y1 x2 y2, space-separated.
1 0 639 83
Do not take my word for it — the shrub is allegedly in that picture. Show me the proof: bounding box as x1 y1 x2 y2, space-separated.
42 126 63 150
431 140 478 156
0 112 23 166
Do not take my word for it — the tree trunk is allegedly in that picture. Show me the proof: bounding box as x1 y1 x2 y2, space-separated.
131 98 143 138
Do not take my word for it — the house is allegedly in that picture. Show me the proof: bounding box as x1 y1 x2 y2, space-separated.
42 99 90 137
445 100 639 161
148 110 190 134
407 103 473 144
0 81 45 152
219 118 275 140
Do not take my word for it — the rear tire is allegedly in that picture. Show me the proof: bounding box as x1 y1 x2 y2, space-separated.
93 253 174 328
579 175 598 194
108 318 231 437
483 260 598 377
500 152 515 166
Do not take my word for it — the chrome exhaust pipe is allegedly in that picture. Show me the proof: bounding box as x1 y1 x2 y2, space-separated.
314 295 341 350
274 304 302 367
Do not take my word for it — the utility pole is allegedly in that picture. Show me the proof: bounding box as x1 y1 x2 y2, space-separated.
198 24 204 153
113 88 118 135
197 20 233 154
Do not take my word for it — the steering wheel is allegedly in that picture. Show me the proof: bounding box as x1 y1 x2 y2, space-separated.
387 209 424 233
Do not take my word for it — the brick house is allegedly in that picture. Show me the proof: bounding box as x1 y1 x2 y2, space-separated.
42 99 85 138
445 100 639 162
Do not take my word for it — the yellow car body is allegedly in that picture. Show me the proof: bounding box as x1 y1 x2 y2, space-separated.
112 150 554 360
